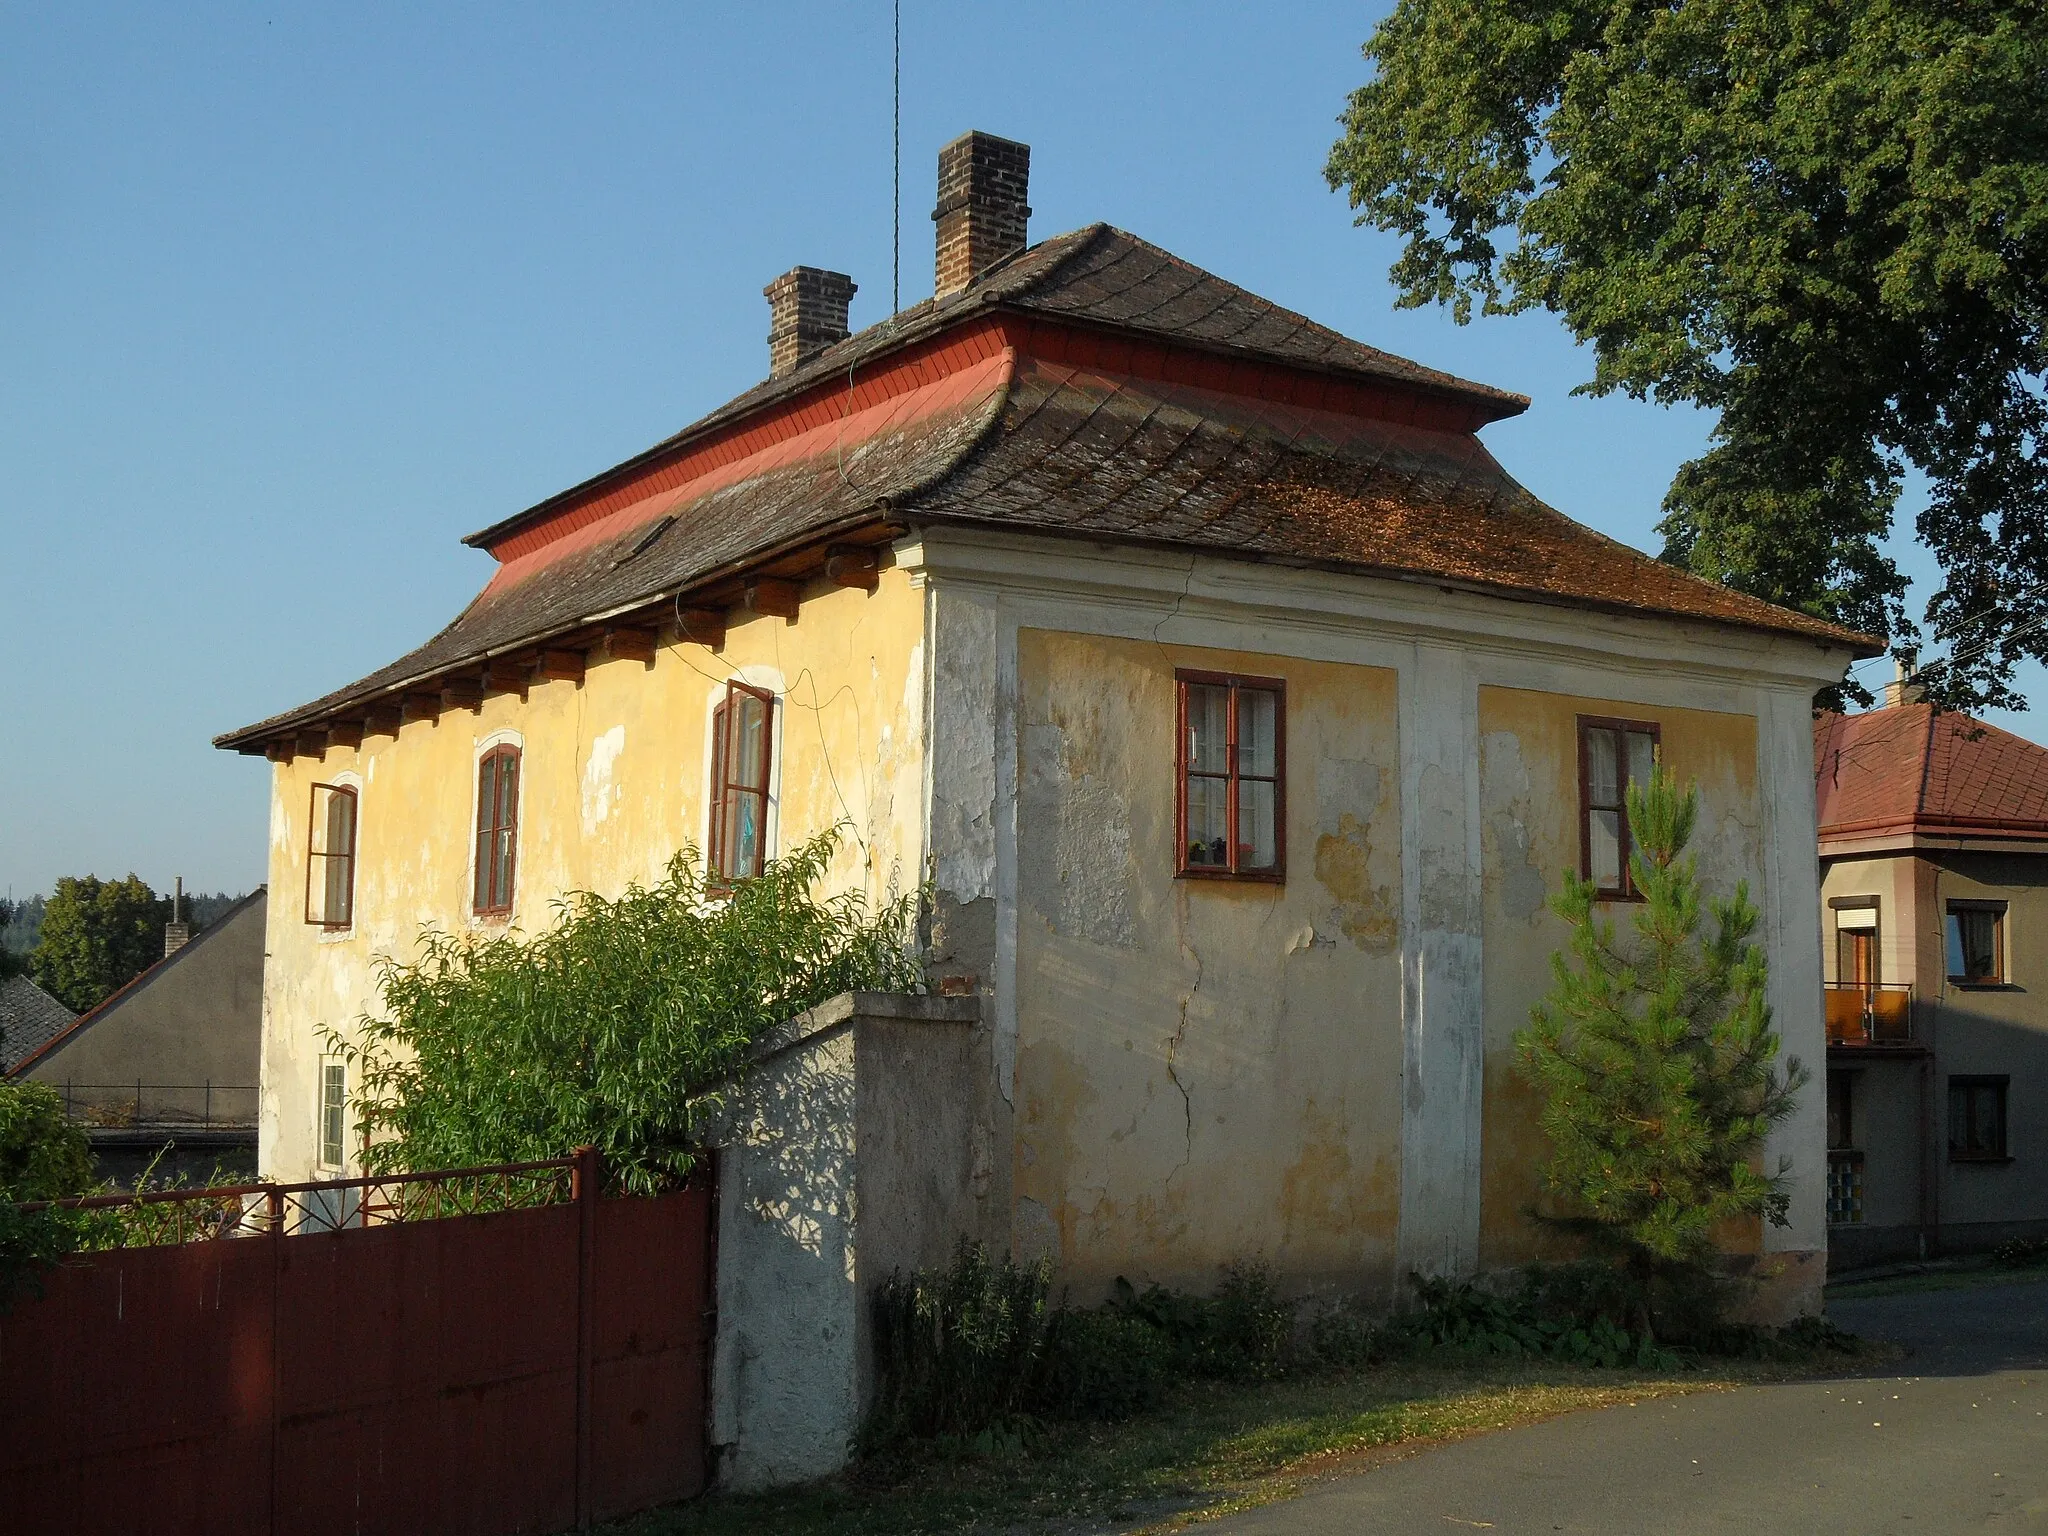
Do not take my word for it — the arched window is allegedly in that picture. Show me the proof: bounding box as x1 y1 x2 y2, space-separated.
305 783 357 928
710 682 774 882
474 745 521 915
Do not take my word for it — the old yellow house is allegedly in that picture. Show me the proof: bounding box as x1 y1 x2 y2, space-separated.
219 131 1874 1319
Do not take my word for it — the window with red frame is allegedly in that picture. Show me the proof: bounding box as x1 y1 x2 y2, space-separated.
710 682 774 883
1578 716 1660 898
304 782 357 929
1176 671 1284 880
473 745 520 915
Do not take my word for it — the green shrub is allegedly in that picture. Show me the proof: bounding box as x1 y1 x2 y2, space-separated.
1994 1234 2048 1268
341 830 920 1192
1306 1299 1390 1369
868 1241 1056 1444
1110 1263 1293 1381
1037 1306 1169 1419
1387 1267 1679 1369
0 1080 96 1307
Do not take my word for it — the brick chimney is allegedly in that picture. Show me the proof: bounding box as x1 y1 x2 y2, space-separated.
1882 655 1926 710
163 876 189 957
764 267 857 377
932 131 1031 299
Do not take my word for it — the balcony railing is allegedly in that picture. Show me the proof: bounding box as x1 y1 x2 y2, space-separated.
1825 982 1913 1045
56 1082 258 1131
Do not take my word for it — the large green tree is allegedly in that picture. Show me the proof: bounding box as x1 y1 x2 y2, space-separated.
1328 0 2048 708
29 875 173 1012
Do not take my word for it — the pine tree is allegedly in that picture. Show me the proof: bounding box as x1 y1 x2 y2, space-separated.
1515 767 1807 1335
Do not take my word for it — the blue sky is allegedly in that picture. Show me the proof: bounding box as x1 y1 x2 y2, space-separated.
2 3 2034 900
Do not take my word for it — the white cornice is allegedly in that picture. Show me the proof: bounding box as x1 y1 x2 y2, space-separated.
895 526 1855 695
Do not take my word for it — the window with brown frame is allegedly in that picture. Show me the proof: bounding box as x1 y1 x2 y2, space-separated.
1176 671 1285 881
304 782 357 929
710 682 775 883
1947 901 2007 986
1949 1075 2009 1162
1577 716 1660 898
473 745 520 916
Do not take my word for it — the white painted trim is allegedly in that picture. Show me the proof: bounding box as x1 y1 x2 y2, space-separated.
1395 643 1486 1284
897 527 1856 693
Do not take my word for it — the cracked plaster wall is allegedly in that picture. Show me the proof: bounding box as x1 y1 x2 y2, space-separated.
1009 629 1405 1304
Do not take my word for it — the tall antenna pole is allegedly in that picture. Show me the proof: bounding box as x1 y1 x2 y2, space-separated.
892 0 901 314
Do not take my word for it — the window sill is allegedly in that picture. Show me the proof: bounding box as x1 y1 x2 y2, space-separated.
1175 867 1286 886
1948 981 2019 991
1949 1155 2015 1166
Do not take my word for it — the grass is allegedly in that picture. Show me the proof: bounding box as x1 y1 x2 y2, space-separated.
603 1354 1852 1536
1829 1257 2048 1301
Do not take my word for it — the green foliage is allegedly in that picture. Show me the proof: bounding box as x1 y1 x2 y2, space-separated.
0 1080 97 1307
1993 1234 2048 1268
29 874 173 1011
869 1241 1061 1443
1327 0 2048 708
1108 1264 1294 1382
1392 1271 1677 1370
342 830 918 1193
1515 768 1805 1335
868 1246 1301 1446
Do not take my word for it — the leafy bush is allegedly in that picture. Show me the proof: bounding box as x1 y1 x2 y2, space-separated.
868 1247 1299 1446
1109 1263 1293 1382
1994 1234 2048 1269
340 831 919 1192
1037 1306 1169 1419
0 1081 96 1306
868 1240 1058 1443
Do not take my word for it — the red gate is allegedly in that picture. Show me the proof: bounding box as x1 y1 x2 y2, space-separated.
0 1149 713 1536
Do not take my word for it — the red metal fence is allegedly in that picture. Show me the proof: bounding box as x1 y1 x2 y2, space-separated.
0 1148 714 1536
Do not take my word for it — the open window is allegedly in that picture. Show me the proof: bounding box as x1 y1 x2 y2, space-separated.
305 783 357 929
473 745 520 916
1577 716 1660 899
1947 901 2006 986
1175 671 1285 881
710 682 775 883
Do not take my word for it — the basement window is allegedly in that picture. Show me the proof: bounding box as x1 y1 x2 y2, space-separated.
1947 902 2007 986
710 682 775 883
305 783 357 929
1577 717 1660 899
1949 1076 2009 1163
1176 671 1285 881
474 745 521 916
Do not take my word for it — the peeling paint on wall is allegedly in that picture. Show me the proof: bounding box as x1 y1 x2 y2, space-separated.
581 725 626 835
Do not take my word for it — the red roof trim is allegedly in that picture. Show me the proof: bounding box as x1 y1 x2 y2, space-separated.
479 310 1507 571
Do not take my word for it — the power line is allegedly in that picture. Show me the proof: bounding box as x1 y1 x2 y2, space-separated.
892 0 901 315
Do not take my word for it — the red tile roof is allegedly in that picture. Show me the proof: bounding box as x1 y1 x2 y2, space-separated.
1814 704 2048 842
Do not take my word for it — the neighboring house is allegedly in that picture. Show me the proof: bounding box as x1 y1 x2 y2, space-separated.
1816 693 2048 1268
217 132 1871 1319
0 974 75 1076
10 889 265 1185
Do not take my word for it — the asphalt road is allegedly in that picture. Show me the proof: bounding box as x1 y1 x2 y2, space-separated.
1207 1277 2048 1534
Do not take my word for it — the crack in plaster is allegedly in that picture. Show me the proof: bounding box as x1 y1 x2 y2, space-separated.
1164 886 1201 1183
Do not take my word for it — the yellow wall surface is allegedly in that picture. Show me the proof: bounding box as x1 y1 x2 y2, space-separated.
1010 630 1406 1304
1475 686 1764 1267
259 569 928 1181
